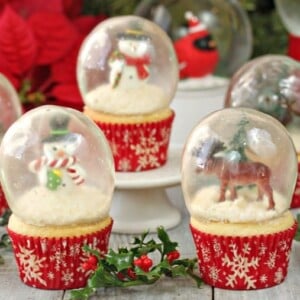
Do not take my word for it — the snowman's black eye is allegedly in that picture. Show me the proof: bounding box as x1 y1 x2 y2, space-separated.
52 146 57 151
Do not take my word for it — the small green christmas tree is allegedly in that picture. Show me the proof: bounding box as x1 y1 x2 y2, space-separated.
227 117 250 161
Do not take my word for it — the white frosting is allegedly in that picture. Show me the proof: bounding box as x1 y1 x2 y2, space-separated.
84 83 168 115
189 185 288 223
13 185 111 226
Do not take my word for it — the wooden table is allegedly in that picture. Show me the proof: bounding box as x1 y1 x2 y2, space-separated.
1 186 300 300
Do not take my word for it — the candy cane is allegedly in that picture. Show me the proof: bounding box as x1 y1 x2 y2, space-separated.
67 167 85 185
29 156 85 185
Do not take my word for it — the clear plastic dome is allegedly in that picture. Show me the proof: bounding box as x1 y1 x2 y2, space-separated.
77 15 178 116
0 105 115 226
225 55 300 125
275 0 300 36
0 73 22 139
136 0 252 78
181 108 297 223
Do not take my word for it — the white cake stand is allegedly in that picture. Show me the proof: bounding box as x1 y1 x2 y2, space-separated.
111 145 182 234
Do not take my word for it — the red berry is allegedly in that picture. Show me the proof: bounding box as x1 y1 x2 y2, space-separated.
87 255 98 266
142 257 153 271
81 262 92 271
127 268 137 279
140 254 148 260
134 258 142 267
116 272 125 281
167 250 180 263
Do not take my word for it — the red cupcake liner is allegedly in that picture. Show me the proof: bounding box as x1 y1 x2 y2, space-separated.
0 184 8 216
8 219 113 290
94 111 175 172
190 221 297 290
291 161 300 208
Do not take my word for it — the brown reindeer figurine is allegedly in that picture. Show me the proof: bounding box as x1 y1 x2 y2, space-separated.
194 138 275 210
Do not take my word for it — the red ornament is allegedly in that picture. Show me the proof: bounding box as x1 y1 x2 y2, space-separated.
174 11 219 79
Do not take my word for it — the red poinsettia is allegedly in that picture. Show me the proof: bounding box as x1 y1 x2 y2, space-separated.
0 1 106 111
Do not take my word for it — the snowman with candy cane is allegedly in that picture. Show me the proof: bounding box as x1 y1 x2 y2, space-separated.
109 29 152 89
28 114 86 191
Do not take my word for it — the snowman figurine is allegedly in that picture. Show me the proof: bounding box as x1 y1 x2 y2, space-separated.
109 29 152 89
28 114 86 191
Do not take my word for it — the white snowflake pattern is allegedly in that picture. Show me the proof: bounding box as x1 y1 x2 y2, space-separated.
264 251 277 269
49 247 67 271
221 242 259 289
208 265 221 285
47 272 55 280
122 130 131 144
213 239 222 257
274 268 284 284
260 274 268 284
16 245 47 286
159 127 171 145
130 130 161 171
201 245 211 262
259 243 267 256
242 243 251 255
61 269 74 286
278 240 288 252
69 243 81 257
118 158 132 171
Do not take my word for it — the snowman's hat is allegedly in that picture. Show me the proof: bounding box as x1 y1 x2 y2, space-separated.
185 11 207 34
117 29 150 41
43 113 80 144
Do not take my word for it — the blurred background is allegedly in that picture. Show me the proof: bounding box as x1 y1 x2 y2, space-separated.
83 0 288 58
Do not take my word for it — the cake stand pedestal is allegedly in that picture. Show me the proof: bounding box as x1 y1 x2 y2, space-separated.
111 146 182 234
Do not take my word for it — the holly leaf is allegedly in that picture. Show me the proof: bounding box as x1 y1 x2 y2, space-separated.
88 261 127 288
28 12 78 65
70 227 202 300
0 5 37 76
157 226 178 254
105 249 133 272
70 287 95 300
294 214 300 241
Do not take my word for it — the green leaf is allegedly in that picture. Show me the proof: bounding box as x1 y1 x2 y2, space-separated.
106 249 133 272
294 214 300 241
0 209 11 226
69 226 202 299
157 226 178 254
70 287 96 300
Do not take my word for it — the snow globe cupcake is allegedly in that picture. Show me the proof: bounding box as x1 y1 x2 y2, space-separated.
77 15 178 171
0 73 22 216
181 107 298 289
0 105 115 289
225 54 300 208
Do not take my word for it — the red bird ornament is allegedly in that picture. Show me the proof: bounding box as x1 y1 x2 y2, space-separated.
174 11 219 79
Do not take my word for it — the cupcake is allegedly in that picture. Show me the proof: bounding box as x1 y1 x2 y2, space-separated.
77 15 178 172
0 105 115 289
224 54 300 208
0 73 22 215
181 108 298 290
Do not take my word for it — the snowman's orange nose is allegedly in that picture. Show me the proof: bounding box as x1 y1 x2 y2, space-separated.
56 149 65 158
